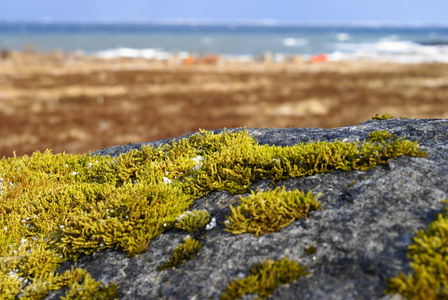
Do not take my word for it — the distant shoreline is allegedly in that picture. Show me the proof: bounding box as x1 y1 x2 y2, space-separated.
3 46 448 65
2 22 448 64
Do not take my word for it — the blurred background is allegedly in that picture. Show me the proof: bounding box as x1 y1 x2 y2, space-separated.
1 0 448 157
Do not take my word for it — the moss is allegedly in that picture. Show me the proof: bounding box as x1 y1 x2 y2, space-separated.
305 245 317 256
188 131 425 195
385 202 448 299
174 209 211 234
0 273 21 300
157 237 202 271
224 187 321 236
220 257 308 300
348 179 357 189
368 130 396 143
18 267 117 300
372 113 408 120
0 127 426 298
59 272 118 300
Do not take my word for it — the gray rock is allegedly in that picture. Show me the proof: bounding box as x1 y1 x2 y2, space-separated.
51 118 448 299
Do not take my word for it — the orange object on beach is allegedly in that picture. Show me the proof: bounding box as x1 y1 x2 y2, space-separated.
183 54 219 66
197 54 219 65
310 53 328 63
182 55 196 66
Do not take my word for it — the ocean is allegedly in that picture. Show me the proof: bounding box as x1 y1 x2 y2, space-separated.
1 22 448 63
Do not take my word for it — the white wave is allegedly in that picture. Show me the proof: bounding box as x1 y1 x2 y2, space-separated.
329 34 448 63
283 38 307 47
329 45 448 63
336 33 350 41
283 38 296 46
382 35 400 41
95 48 172 60
335 40 447 55
375 40 418 53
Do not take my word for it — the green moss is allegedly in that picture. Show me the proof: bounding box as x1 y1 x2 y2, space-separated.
191 132 426 195
19 267 117 300
368 130 396 143
0 272 21 300
157 237 202 271
372 113 408 120
59 272 118 300
174 209 211 234
220 257 308 300
0 127 427 298
385 202 448 299
305 245 317 256
225 187 321 236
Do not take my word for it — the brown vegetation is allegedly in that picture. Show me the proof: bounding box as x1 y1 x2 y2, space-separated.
1 52 448 158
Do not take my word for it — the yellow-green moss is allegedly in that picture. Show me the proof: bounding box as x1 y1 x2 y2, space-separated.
225 187 321 236
157 237 202 271
385 202 448 299
220 257 308 300
19 267 117 300
368 130 396 143
174 209 211 234
189 132 426 195
372 113 408 120
0 128 426 298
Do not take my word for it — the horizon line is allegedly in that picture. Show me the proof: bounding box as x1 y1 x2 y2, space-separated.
1 19 448 28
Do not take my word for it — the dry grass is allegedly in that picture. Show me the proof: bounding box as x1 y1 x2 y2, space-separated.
1 52 448 158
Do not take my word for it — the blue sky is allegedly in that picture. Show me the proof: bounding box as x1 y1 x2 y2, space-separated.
0 0 447 24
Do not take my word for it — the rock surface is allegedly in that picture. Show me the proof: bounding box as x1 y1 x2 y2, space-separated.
50 118 448 299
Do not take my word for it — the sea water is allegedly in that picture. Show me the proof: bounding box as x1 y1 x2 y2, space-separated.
1 22 448 63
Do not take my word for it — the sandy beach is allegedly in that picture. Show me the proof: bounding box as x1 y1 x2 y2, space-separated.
1 51 448 158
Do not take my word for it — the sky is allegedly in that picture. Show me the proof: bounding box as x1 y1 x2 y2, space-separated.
0 0 447 25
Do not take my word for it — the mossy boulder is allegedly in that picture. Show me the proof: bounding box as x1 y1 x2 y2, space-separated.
3 117 448 299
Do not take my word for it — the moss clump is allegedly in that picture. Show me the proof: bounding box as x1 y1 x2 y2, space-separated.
385 204 448 299
175 209 211 233
372 113 408 120
368 130 396 143
18 267 117 300
225 187 321 236
189 131 426 195
0 127 426 298
157 237 202 271
220 257 308 300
